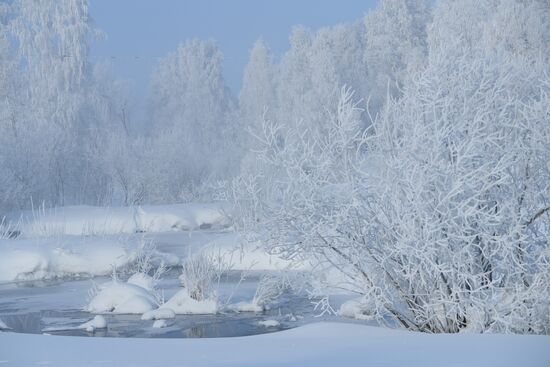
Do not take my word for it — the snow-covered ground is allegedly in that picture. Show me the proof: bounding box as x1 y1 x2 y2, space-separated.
0 235 179 282
0 203 298 283
2 203 231 238
1 322 549 367
0 203 549 366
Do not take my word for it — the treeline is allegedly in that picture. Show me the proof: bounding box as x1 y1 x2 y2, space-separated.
0 0 431 209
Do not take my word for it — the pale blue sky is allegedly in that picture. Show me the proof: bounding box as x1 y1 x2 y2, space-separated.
89 0 378 98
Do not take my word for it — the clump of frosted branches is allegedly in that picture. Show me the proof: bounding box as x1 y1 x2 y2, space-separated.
232 0 550 334
180 252 220 302
251 275 286 310
129 236 167 286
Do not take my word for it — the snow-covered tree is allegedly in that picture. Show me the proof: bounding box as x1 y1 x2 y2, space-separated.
276 23 367 137
0 2 24 212
239 39 277 137
0 0 100 208
363 0 431 115
148 39 235 201
238 39 278 173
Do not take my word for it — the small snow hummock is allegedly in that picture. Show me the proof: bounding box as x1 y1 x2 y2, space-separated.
160 289 217 315
152 320 168 329
78 315 107 332
228 301 263 313
258 320 280 328
338 297 375 321
0 318 11 330
127 273 156 291
86 280 157 314
141 308 176 321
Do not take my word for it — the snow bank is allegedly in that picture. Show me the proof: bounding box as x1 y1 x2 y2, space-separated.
86 281 157 314
3 203 230 238
160 289 217 315
0 237 132 282
137 204 230 232
2 322 548 367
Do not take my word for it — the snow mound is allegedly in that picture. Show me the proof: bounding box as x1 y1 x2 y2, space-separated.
152 320 168 329
86 281 157 314
0 237 135 282
258 320 280 327
127 273 155 291
78 316 107 332
160 289 217 315
137 204 231 232
338 297 375 320
141 308 176 320
4 203 230 238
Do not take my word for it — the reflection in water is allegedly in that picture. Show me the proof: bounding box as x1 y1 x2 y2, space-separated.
0 307 301 339
3 313 42 334
186 325 205 338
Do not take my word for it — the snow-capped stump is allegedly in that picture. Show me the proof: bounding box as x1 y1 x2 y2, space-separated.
258 320 280 328
141 308 176 321
160 289 217 315
86 281 157 314
78 315 107 332
0 318 12 331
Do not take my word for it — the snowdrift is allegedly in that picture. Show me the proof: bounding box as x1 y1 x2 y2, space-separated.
2 203 231 238
0 236 177 283
1 322 548 367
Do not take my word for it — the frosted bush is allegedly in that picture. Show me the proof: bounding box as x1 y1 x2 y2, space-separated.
179 252 218 302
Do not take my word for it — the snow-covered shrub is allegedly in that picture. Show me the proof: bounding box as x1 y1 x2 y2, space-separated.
179 252 219 302
252 275 286 310
229 274 287 312
130 237 167 288
233 0 550 334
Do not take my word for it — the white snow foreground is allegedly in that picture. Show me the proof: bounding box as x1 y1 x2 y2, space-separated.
0 237 177 283
0 323 548 367
3 203 230 238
